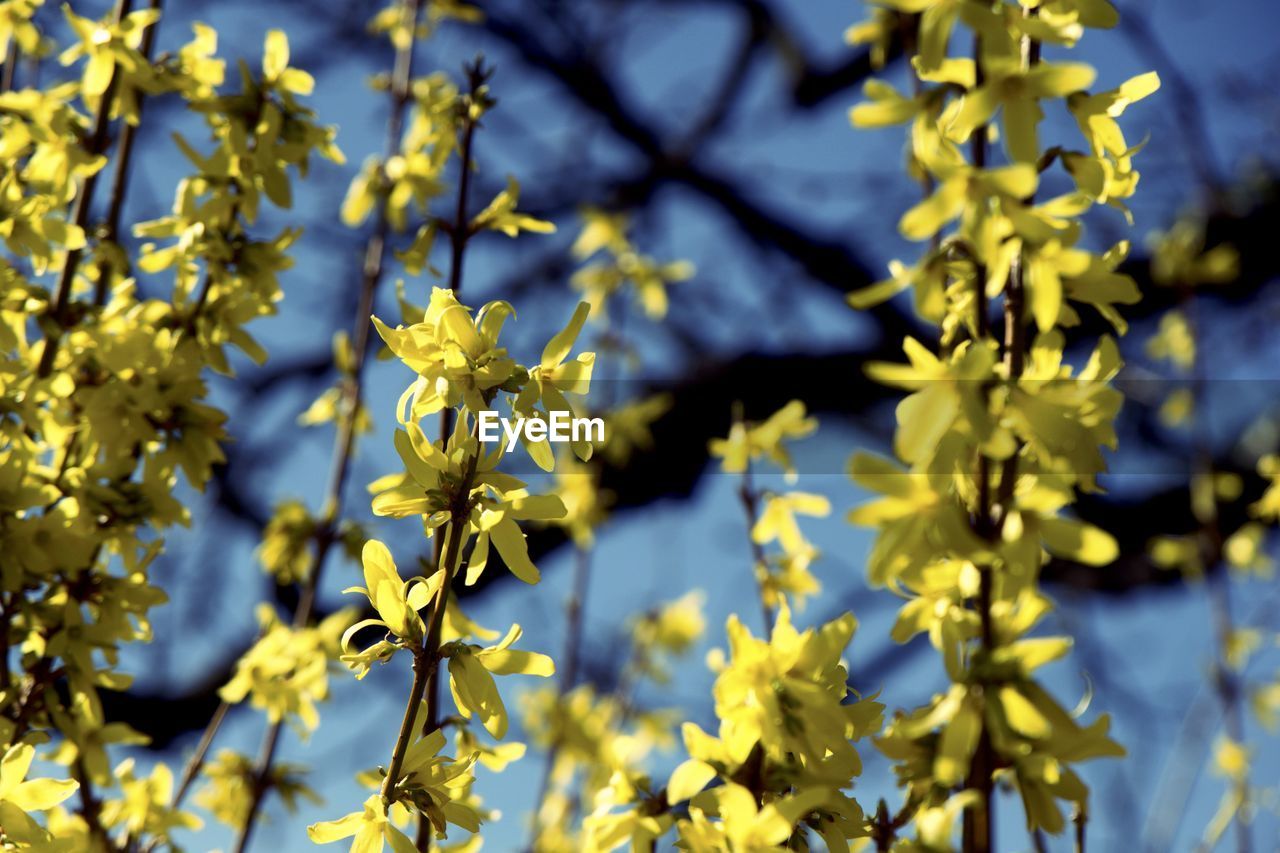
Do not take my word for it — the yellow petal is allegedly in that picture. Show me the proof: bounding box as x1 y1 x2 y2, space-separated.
263 29 289 80
83 49 115 97
667 759 718 804
541 302 590 369
900 178 966 241
307 811 364 843
9 777 78 812
1040 517 1118 566
480 649 554 677
488 517 539 584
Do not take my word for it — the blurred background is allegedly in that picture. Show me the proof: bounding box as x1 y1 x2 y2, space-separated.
28 0 1280 849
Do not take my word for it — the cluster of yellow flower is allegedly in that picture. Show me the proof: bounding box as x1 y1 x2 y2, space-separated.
310 288 593 847
0 0 1187 848
1 0 339 846
1141 203 1280 847
844 0 1154 845
712 401 828 614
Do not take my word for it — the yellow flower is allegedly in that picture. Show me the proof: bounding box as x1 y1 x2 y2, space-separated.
219 604 351 733
0 744 80 846
340 541 444 676
445 624 555 738
948 57 1097 162
374 288 519 419
471 176 555 238
675 784 832 852
709 400 816 480
307 794 419 853
513 302 597 470
752 491 830 556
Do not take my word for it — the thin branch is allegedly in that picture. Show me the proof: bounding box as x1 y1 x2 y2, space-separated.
1185 278 1252 853
168 700 227 813
963 25 996 853
560 545 592 692
1140 581 1280 849
871 790 923 851
2 30 18 93
436 59 488 445
414 59 491 850
380 651 432 804
37 0 135 377
94 0 164 305
525 543 592 847
965 16 1039 850
73 756 111 851
225 2 428 848
405 443 482 852
382 474 474 807
737 453 775 632
1118 6 1221 194
524 305 631 849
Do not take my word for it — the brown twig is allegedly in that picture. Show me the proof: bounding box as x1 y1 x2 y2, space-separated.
871 792 922 852
0 594 10 692
401 443 481 849
964 14 1043 850
1206 563 1251 853
525 543 592 848
382 469 474 806
524 303 633 849
224 3 427 849
419 78 487 797
413 66 492 833
5 659 57 745
962 26 996 853
555 543 594 695
737 454 776 633
2 31 18 93
436 59 489 446
73 756 111 850
964 13 1048 847
1074 805 1088 853
381 649 432 803
420 57 492 754
94 0 164 306
37 0 136 377
168 701 227 814
1184 279 1252 853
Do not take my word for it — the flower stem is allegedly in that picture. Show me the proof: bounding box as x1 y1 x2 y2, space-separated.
94 0 164 306
224 3 426 849
37 0 134 377
737 457 775 632
399 446 480 834
380 651 431 806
